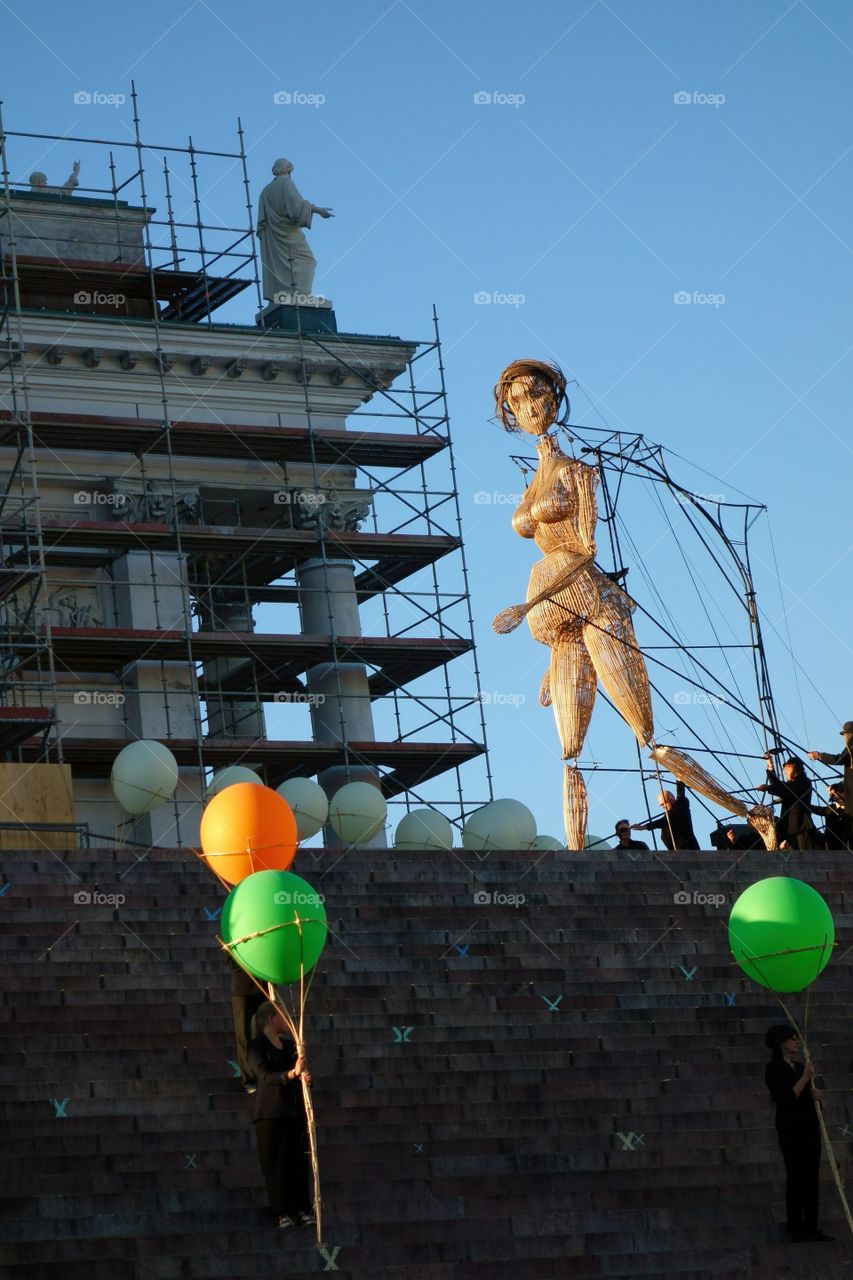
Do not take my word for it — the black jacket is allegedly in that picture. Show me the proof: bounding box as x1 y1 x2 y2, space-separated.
765 1057 819 1132
815 744 853 817
246 1033 305 1122
761 768 815 843
810 801 853 851
636 781 699 850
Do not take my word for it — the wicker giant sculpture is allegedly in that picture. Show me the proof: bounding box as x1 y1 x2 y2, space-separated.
493 360 774 850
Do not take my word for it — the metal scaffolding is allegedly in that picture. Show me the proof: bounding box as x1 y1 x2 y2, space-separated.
0 86 492 844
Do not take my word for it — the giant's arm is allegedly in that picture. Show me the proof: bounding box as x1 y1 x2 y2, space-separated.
492 555 593 635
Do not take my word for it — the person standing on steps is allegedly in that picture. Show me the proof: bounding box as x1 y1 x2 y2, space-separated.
808 721 853 822
247 1002 315 1230
759 755 818 850
612 819 649 850
630 780 699 850
764 1025 833 1243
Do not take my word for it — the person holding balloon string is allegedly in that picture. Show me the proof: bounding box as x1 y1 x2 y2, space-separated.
764 1025 833 1243
730 877 847 1243
247 1000 315 1230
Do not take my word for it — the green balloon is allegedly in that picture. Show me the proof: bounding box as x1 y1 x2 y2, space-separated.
221 869 327 985
728 876 834 993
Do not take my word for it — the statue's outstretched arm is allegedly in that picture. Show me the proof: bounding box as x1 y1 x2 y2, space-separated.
492 555 593 635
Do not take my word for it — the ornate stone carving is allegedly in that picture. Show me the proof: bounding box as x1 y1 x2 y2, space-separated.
290 488 373 534
108 479 200 525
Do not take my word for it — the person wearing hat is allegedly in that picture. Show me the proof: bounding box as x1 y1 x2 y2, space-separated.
808 723 853 821
764 1025 832 1242
759 755 818 850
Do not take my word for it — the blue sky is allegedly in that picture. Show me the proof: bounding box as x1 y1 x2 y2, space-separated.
3 0 852 846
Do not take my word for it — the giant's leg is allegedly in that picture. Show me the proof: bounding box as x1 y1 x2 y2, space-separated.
581 578 654 746
547 623 597 848
564 765 588 851
548 623 597 759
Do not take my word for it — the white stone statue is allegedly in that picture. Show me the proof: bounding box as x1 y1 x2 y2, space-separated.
29 161 80 195
256 157 333 304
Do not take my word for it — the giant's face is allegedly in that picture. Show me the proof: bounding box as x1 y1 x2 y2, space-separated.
504 373 557 436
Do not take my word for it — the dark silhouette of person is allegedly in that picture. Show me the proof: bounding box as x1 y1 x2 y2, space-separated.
760 756 818 850
613 819 649 850
809 721 853 819
247 1002 315 1230
631 780 699 850
810 781 853 851
763 1024 832 1243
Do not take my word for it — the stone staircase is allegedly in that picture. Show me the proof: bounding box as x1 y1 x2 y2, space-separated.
2 843 853 1279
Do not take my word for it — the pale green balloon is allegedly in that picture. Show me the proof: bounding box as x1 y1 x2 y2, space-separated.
111 740 179 815
394 808 454 851
462 802 523 851
489 798 537 845
276 777 329 841
209 766 263 795
328 781 387 844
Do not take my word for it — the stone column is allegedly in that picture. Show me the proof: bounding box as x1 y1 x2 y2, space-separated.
294 489 386 847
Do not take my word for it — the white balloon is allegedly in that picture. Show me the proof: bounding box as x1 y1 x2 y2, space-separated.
208 766 263 796
276 777 329 841
394 808 454 851
328 781 387 845
527 835 564 851
111 740 179 815
462 802 523 852
489 798 536 845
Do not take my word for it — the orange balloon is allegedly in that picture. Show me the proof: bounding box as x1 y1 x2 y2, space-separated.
200 782 298 885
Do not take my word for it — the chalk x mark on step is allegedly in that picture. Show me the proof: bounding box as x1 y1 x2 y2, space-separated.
724 992 736 1006
317 1243 341 1270
50 1097 69 1118
184 1154 197 1169
679 965 697 980
616 1131 645 1151
228 1060 241 1077
203 906 222 921
540 994 563 1013
392 1026 413 1042
453 943 469 956
0 882 10 896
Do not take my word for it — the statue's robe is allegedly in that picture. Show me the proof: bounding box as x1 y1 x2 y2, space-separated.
257 174 317 300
